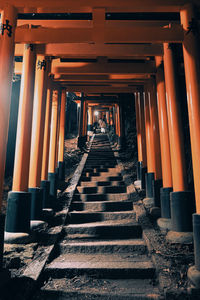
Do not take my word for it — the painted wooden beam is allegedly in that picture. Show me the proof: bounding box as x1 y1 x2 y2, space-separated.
14 25 183 43
0 0 195 13
15 43 163 57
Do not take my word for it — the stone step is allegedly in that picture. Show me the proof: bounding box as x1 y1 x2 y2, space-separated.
78 180 125 187
45 253 155 279
59 238 147 254
73 193 129 202
85 164 117 168
64 221 142 239
76 185 127 194
82 172 121 177
83 167 119 173
80 175 123 182
68 211 135 223
71 200 133 212
37 278 160 300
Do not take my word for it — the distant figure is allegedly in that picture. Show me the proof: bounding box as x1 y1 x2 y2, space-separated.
100 120 106 133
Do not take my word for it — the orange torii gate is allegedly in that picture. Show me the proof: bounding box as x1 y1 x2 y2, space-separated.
0 0 199 288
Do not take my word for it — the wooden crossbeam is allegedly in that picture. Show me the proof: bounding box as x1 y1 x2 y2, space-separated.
0 0 194 13
63 85 138 93
51 60 156 75
15 43 163 57
14 25 183 44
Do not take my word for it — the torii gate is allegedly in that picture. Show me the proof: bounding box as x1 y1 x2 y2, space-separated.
0 0 200 288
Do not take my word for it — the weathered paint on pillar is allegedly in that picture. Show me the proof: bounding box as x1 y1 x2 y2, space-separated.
58 89 66 164
163 43 187 192
155 57 172 188
48 89 59 174
181 4 200 213
12 44 36 191
41 82 53 181
0 5 17 206
28 55 49 188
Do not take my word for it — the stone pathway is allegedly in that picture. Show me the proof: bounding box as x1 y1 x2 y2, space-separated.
38 134 161 299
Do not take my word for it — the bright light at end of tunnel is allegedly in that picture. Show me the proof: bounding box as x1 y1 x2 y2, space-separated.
94 111 99 116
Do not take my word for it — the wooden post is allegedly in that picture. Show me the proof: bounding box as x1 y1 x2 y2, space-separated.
58 89 66 181
41 80 53 209
48 89 59 197
28 55 49 226
155 56 173 227
163 43 192 241
0 5 17 209
181 3 200 284
5 43 35 242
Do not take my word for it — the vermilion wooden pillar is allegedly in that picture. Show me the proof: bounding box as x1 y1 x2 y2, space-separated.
78 94 86 149
135 92 147 187
28 55 49 227
5 44 36 243
83 101 88 141
58 89 67 181
41 80 53 209
48 89 59 198
0 5 17 211
143 83 162 207
180 4 200 285
87 106 93 135
148 81 162 182
155 56 173 229
163 43 192 242
115 104 119 142
55 90 61 173
118 103 124 148
148 81 162 208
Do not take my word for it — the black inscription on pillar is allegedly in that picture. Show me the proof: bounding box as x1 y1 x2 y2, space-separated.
0 19 12 37
37 60 46 70
25 44 34 51
186 18 199 36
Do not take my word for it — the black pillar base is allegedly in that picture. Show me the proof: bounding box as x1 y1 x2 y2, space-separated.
28 188 43 221
153 179 163 208
188 214 200 285
78 135 87 149
141 167 147 190
48 172 57 198
137 161 142 180
117 136 125 149
40 180 51 209
58 161 65 181
170 191 193 232
0 215 5 267
5 191 31 233
145 172 155 198
160 187 173 219
87 124 93 131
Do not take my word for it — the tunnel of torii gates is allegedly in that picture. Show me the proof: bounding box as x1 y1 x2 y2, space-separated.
0 0 200 287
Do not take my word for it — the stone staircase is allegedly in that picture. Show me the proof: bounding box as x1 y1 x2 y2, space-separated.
39 134 161 299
